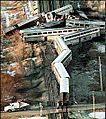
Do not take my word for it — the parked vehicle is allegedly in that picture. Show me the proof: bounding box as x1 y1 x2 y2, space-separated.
4 101 30 112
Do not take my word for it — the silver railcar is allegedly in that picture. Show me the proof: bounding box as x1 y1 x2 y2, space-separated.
52 49 72 67
54 37 69 54
21 27 84 39
51 4 73 15
66 19 105 29
51 63 70 93
51 63 70 82
63 27 100 45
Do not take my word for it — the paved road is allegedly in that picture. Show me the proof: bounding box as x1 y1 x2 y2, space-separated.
1 103 105 119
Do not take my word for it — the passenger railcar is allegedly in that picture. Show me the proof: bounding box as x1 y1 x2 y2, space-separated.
51 36 72 93
51 63 70 93
51 63 70 82
51 4 73 15
63 27 100 45
54 37 69 54
52 49 72 67
60 77 69 93
66 19 105 29
21 27 84 40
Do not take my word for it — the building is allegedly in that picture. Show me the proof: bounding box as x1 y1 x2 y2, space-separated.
1 1 39 28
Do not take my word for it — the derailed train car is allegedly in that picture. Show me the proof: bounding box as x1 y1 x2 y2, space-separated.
53 36 69 54
66 19 105 30
51 36 72 93
52 36 72 67
52 49 72 67
51 27 100 94
63 27 100 45
52 63 70 93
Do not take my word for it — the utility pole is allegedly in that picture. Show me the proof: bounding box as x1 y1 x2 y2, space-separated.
92 91 95 119
98 56 103 91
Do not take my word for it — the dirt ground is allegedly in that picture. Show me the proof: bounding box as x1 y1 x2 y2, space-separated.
1 111 41 119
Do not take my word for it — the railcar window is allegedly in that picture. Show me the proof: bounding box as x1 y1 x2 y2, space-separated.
80 24 84 26
82 29 91 34
38 32 42 35
65 36 71 39
82 31 88 34
85 24 89 27
43 32 47 34
68 30 72 32
66 33 79 39
93 29 97 32
100 25 104 27
34 33 38 35
75 23 79 25
71 33 80 38
27 34 31 36
78 30 91 35
69 22 73 25
80 33 83 35
63 30 67 32
58 31 62 33
48 32 52 34
27 33 38 35
65 28 97 39
66 33 76 38
53 31 57 33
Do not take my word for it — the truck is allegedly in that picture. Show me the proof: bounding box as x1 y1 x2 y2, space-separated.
4 101 30 112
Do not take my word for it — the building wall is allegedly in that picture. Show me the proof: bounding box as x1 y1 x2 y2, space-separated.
1 1 26 28
2 0 104 29
1 1 39 28
1 0 72 28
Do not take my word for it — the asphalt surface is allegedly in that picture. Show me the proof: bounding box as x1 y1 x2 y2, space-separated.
1 103 105 119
